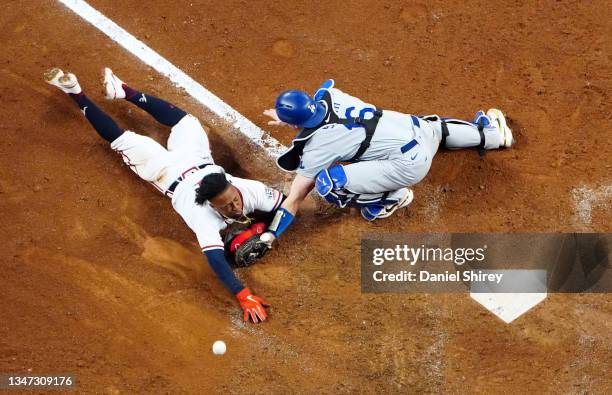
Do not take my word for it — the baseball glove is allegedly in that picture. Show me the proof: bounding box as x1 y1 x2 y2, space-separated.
224 222 269 268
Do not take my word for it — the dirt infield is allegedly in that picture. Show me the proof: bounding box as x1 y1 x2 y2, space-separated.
1 0 610 393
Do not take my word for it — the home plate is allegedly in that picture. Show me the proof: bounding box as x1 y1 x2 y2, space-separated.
469 270 548 323
470 293 547 323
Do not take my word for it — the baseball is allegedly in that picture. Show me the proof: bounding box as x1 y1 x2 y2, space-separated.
212 340 226 355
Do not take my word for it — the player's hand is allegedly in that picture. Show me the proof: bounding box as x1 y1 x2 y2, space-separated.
263 109 299 129
236 288 270 323
259 231 276 248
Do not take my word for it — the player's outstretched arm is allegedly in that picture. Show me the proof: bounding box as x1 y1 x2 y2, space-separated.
204 249 269 323
260 175 314 247
263 109 299 129
282 174 315 215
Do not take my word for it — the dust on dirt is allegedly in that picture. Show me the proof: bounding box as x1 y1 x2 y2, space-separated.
1 0 610 393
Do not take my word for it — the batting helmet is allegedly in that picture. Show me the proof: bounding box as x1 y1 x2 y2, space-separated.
275 90 327 128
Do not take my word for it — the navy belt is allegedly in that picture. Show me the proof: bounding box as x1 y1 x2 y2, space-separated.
400 139 418 154
166 163 211 196
400 115 421 153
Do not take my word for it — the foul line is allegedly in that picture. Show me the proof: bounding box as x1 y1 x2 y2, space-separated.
57 0 286 158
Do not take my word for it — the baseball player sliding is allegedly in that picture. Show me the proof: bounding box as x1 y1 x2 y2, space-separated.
45 67 282 323
259 80 514 246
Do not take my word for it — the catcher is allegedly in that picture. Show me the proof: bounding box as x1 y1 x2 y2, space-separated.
259 79 514 246
45 67 283 323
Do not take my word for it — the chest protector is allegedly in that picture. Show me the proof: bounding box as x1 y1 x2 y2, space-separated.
276 89 383 172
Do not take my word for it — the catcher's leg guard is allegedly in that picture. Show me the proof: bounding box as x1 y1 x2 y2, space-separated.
316 165 411 211
316 165 384 208
424 112 502 154
316 164 414 222
315 164 353 208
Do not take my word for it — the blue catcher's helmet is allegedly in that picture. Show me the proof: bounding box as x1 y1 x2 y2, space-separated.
275 90 327 128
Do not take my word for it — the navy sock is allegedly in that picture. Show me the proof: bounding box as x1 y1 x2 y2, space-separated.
124 86 187 127
69 93 124 143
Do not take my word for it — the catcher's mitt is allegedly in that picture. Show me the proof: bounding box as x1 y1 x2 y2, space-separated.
224 222 269 268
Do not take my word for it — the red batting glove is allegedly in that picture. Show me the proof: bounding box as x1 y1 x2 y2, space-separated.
236 288 270 323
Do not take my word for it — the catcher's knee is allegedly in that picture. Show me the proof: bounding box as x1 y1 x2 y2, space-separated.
315 165 350 207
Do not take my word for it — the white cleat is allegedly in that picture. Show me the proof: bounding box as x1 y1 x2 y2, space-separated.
377 187 414 219
44 68 82 94
102 67 126 100
487 108 514 148
361 187 414 221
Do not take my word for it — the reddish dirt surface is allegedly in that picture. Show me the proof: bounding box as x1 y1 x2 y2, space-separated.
1 0 611 393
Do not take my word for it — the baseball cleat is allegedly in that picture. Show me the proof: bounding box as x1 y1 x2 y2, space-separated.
44 68 82 94
361 187 414 221
377 187 414 219
487 108 514 148
102 67 126 100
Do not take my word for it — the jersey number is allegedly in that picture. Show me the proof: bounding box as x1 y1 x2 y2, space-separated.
344 106 375 130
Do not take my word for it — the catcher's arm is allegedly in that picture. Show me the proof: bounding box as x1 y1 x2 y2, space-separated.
282 174 315 215
260 174 314 247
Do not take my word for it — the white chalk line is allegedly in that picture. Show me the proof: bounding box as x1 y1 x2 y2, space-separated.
57 0 286 158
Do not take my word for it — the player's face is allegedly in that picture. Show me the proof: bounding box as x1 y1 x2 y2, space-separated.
210 185 243 218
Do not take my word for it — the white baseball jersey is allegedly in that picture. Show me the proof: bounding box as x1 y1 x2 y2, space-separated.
110 113 283 253
171 169 283 253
